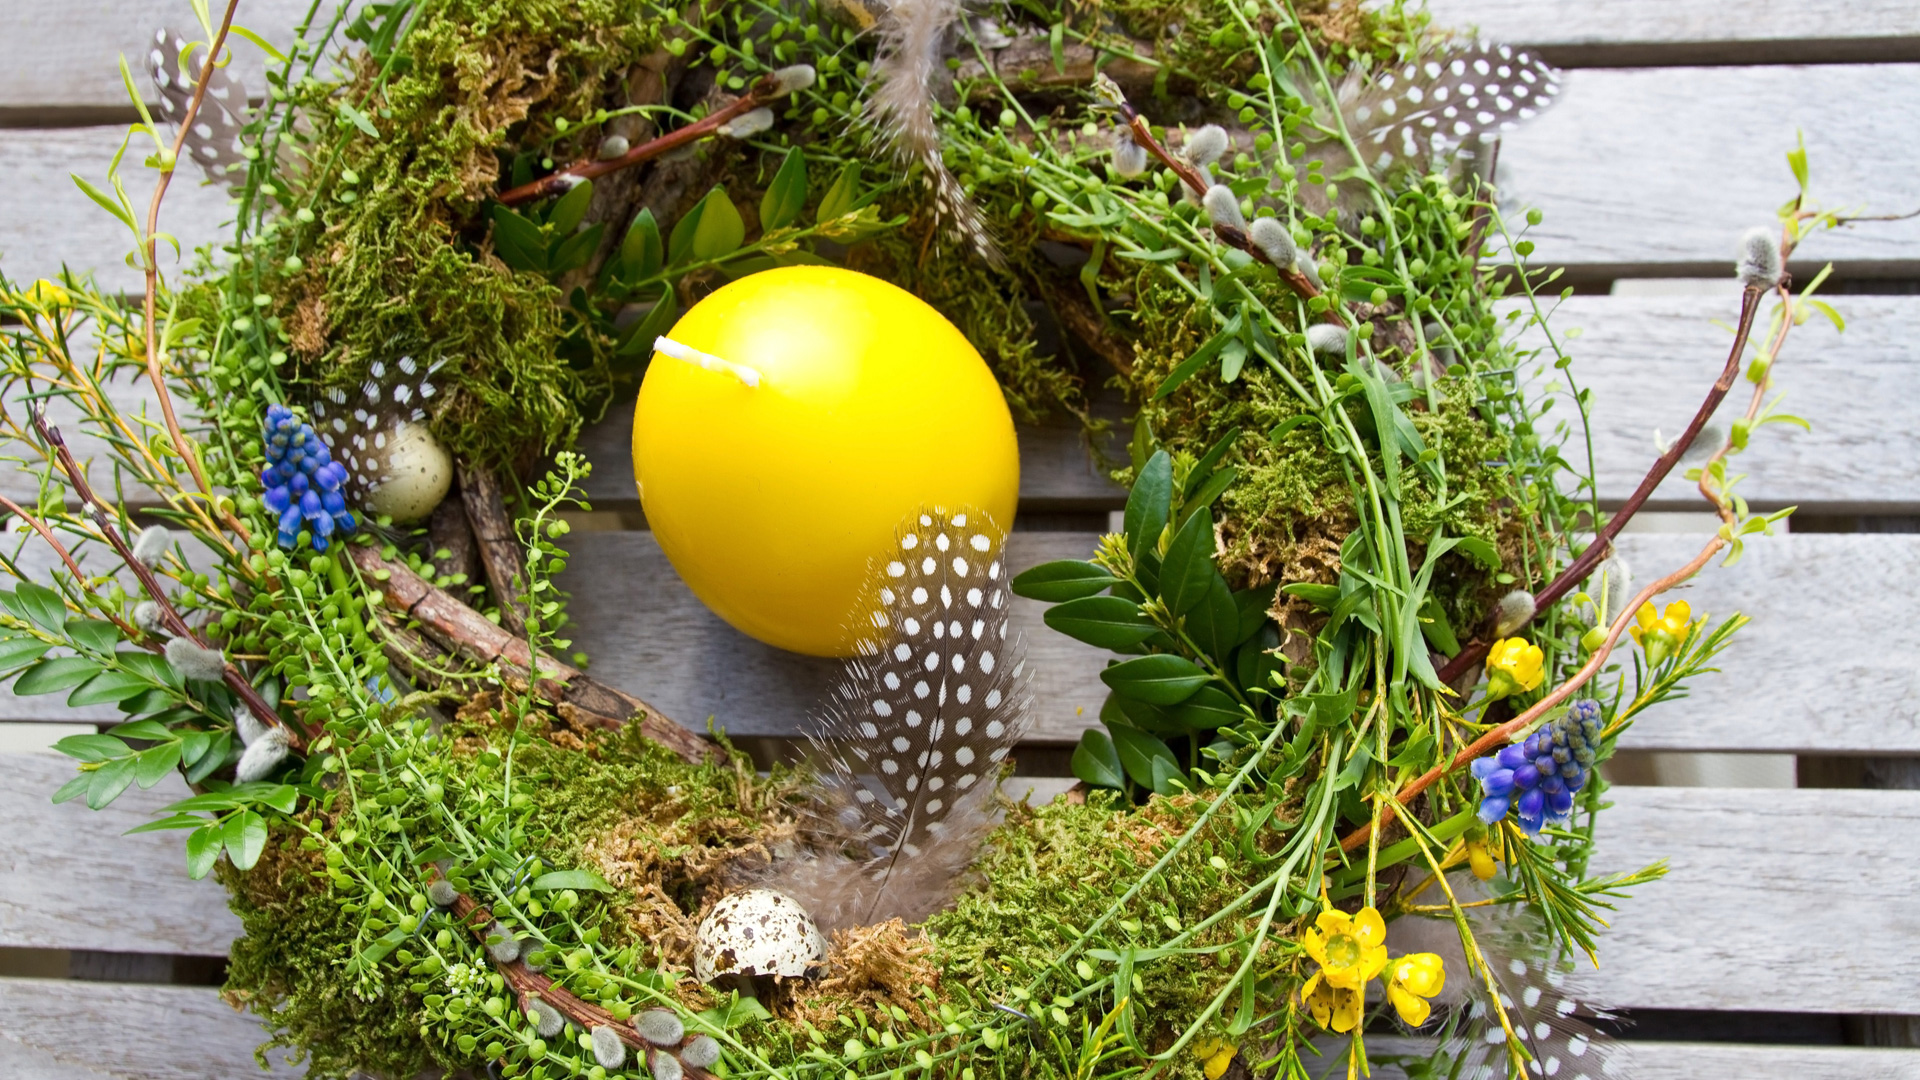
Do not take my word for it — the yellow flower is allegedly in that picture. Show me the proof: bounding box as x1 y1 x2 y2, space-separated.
1484 637 1544 701
1466 834 1499 880
1301 970 1364 1033
1193 1038 1237 1080
1302 906 1389 990
22 279 71 312
1386 953 1446 1026
1629 600 1692 665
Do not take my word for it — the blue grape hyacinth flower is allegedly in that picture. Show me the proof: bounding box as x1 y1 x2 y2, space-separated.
1470 699 1603 837
260 403 357 551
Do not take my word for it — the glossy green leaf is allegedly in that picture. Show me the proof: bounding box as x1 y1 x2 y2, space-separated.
531 869 613 893
491 205 547 272
64 617 121 654
1184 428 1243 499
1102 691 1183 735
1181 466 1237 523
259 784 300 814
53 732 127 762
1177 685 1243 730
760 147 808 231
0 637 51 670
134 741 182 788
1452 537 1501 571
116 650 180 689
125 813 210 834
547 222 604 275
815 163 863 223
1010 560 1116 602
1233 582 1279 645
224 810 268 871
1043 596 1157 650
1101 654 1208 705
5 582 68 632
185 823 224 879
51 773 90 804
161 790 244 813
691 188 746 261
1183 572 1240 661
15 656 104 696
667 194 708 264
1234 624 1283 695
68 669 154 707
1280 582 1340 611
185 730 233 784
1123 451 1172 558
619 208 664 281
548 177 594 235
87 755 137 809
618 287 680 357
1110 725 1181 793
1157 506 1216 615
1070 728 1125 789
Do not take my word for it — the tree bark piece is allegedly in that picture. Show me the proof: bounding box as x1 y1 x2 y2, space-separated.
349 543 715 763
458 462 531 636
428 481 480 587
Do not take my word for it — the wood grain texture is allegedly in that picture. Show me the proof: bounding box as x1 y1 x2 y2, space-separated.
0 752 241 955
0 0 310 119
0 975 299 1079
1493 64 1920 280
1426 0 1920 65
1527 294 1920 515
550 526 1920 753
1351 1036 1920 1080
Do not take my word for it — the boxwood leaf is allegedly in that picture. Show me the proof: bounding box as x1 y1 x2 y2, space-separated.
224 810 268 870
692 188 746 261
1110 725 1181 793
1010 559 1116 601
1043 596 1157 650
87 755 137 809
760 147 808 231
619 208 663 282
1184 573 1240 661
548 177 594 235
1070 728 1125 789
185 823 224 879
0 637 51 670
1177 685 1243 730
68 669 154 707
134 741 182 788
490 205 547 272
54 732 128 762
1123 451 1172 559
1101 654 1208 705
16 656 104 696
64 617 121 655
5 582 68 631
1157 506 1216 615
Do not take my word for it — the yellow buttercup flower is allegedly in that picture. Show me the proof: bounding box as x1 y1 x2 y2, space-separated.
1193 1037 1237 1080
1630 600 1692 665
1484 637 1544 701
1386 952 1446 1026
21 279 71 312
1302 970 1364 1032
1466 834 1499 880
1302 906 1389 990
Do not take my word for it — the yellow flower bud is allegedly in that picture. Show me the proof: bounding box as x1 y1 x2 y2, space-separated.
1466 836 1498 880
23 279 71 311
1484 637 1544 701
1194 1038 1237 1080
1628 600 1693 666
1387 953 1447 1026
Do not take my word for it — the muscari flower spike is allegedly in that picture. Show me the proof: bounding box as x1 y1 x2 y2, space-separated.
1472 699 1603 838
260 403 357 552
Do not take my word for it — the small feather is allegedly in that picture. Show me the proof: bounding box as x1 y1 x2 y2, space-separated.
147 27 251 191
764 508 1031 932
308 356 444 503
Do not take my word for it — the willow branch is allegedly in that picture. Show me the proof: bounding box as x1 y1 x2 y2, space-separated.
498 71 785 207
1433 281 1767 686
0 493 140 639
141 0 243 519
31 407 308 749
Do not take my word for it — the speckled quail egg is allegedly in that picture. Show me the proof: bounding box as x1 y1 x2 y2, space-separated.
359 419 453 524
692 888 827 981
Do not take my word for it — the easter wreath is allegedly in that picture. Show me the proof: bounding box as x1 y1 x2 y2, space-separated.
0 0 1863 1078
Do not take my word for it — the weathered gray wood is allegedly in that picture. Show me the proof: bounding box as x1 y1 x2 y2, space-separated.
1526 294 1920 515
0 975 299 1079
0 0 311 121
1351 1036 1920 1080
1495 64 1920 280
1425 0 1920 65
553 527 1920 753
0 752 242 955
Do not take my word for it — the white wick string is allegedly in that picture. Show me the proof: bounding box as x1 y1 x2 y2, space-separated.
653 336 762 388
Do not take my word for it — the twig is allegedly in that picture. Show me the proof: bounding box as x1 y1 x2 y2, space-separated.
141 0 243 526
1432 281 1767 686
0 494 141 639
348 544 715 763
498 71 785 208
458 463 529 636
436 875 717 1074
30 406 308 750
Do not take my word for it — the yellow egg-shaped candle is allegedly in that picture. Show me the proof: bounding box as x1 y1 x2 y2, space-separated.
632 266 1019 657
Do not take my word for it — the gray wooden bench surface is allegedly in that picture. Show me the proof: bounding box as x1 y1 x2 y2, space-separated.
3 2 1918 1076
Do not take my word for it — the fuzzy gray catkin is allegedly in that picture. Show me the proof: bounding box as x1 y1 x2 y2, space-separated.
234 727 288 783
1111 135 1149 179
1201 185 1246 234
632 1008 684 1046
233 705 269 747
1247 217 1295 268
771 63 817 94
589 1025 627 1069
426 878 458 907
131 525 172 568
132 600 165 636
526 996 564 1039
1737 226 1782 288
1182 124 1230 167
1305 324 1349 355
1493 590 1537 637
596 135 629 160
488 922 522 964
680 1035 721 1068
646 1048 684 1080
164 637 227 682
718 107 774 139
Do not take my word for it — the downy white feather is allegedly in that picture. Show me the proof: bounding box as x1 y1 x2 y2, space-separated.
763 508 1031 933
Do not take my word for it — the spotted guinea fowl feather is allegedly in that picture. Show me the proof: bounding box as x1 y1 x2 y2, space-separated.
147 27 252 191
765 508 1031 933
307 356 443 504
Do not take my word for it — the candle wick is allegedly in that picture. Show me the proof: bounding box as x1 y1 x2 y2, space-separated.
653 336 762 388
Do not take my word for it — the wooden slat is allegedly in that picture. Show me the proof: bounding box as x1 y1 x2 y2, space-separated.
554 528 1920 753
1529 294 1920 515
1347 1037 1920 1080
1496 64 1920 280
1425 0 1920 65
0 975 299 1079
0 753 241 955
0 0 311 121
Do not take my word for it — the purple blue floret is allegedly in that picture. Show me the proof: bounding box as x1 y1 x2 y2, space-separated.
261 403 356 552
1471 699 1603 837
